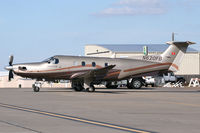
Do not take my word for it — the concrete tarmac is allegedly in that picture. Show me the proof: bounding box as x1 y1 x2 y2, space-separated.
0 87 200 133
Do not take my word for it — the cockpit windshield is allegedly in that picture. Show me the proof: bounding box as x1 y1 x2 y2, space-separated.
43 57 59 64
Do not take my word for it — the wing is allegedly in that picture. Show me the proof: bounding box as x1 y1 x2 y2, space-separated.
70 65 116 80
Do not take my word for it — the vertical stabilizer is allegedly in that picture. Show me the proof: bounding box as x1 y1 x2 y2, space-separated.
161 41 195 72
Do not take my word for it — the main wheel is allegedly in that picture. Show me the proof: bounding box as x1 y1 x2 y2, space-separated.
74 85 84 92
131 79 142 89
86 85 95 92
33 87 40 92
127 79 133 89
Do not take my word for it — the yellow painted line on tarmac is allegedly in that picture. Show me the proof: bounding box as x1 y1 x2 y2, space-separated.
0 103 153 133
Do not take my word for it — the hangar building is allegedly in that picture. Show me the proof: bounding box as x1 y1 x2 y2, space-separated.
0 71 70 88
85 44 200 80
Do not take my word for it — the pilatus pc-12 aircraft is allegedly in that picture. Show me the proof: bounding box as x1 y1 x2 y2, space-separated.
5 41 195 92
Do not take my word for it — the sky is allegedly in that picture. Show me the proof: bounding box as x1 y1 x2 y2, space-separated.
0 0 200 71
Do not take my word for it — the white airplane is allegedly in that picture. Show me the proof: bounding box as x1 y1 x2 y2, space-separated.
5 41 195 92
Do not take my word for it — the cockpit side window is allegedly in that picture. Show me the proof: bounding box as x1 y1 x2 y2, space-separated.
43 57 59 64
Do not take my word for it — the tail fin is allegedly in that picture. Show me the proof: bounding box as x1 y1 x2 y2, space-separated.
161 41 195 72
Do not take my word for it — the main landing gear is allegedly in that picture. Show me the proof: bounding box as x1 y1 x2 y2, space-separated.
32 81 43 92
72 79 95 92
105 82 118 89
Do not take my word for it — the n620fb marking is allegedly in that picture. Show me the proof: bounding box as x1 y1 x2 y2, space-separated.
5 41 195 92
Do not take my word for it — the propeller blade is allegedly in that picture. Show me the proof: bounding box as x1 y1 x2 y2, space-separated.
9 55 14 66
8 70 14 81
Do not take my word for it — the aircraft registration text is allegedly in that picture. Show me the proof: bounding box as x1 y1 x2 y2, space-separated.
143 56 162 61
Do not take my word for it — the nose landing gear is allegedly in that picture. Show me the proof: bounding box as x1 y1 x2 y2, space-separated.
32 81 43 92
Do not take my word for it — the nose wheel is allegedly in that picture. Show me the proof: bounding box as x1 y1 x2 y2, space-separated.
32 81 43 92
33 86 40 92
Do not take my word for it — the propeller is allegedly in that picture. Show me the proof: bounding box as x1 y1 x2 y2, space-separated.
9 55 14 66
9 69 14 81
8 55 14 81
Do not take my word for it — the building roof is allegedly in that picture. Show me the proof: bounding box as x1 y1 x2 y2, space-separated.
98 44 197 53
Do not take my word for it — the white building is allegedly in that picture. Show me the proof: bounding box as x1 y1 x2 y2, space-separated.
0 71 71 88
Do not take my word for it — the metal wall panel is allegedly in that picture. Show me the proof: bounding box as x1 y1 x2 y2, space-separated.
175 53 199 75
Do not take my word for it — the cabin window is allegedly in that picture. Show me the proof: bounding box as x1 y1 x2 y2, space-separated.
92 62 96 67
82 61 86 66
105 63 108 67
55 58 59 64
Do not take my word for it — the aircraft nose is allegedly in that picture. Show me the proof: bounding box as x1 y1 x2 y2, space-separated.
4 66 13 71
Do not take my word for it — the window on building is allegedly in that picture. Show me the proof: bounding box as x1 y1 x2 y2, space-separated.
92 62 96 67
82 61 86 66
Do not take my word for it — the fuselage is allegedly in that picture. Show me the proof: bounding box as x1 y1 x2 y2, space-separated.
10 55 172 81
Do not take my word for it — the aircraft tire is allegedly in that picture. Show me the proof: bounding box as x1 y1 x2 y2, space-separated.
131 79 142 89
86 85 95 92
127 79 133 89
33 87 40 92
74 85 84 92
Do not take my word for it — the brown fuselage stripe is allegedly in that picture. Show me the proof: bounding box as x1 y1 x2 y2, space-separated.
124 63 178 73
105 63 178 78
171 64 179 70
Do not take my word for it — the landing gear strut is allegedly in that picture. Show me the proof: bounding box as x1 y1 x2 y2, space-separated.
105 82 118 89
84 78 95 92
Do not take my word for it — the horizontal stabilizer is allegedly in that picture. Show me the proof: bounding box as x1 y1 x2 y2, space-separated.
166 41 196 45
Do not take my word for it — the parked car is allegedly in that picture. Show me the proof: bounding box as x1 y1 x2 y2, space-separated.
143 76 155 87
143 72 185 87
